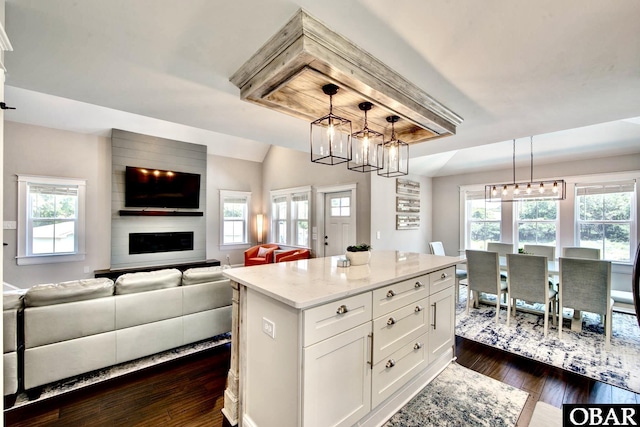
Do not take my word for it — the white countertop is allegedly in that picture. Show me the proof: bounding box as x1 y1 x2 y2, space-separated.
223 250 462 309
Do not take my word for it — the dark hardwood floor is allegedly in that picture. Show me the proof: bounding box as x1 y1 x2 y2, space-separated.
5 337 639 426
455 336 640 427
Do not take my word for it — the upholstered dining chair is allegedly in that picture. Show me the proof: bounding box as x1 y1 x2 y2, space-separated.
487 242 513 280
428 241 446 256
524 244 558 285
465 249 508 322
523 244 556 260
244 244 279 266
562 246 600 260
275 249 310 263
429 241 467 303
506 253 557 337
487 242 514 257
558 257 612 349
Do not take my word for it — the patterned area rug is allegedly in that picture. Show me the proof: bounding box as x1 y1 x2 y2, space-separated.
8 333 231 410
456 287 640 393
384 363 528 427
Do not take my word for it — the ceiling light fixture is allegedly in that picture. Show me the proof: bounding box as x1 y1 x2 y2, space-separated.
348 102 383 173
310 84 352 165
378 116 409 178
485 137 565 202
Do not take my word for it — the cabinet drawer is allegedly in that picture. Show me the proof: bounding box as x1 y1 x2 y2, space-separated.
430 267 455 294
372 297 429 364
303 292 372 347
372 275 428 318
371 331 428 408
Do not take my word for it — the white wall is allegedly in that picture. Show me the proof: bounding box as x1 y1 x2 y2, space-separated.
261 145 372 255
2 122 263 286
370 173 433 254
205 153 262 266
432 152 640 257
3 121 112 287
432 152 640 291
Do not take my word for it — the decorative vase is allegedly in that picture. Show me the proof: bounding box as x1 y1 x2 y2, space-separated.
345 250 371 266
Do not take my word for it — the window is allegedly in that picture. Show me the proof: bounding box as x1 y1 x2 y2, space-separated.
292 193 309 246
270 186 311 247
575 181 636 262
465 190 501 250
17 175 86 265
515 200 558 251
272 195 288 245
220 191 251 245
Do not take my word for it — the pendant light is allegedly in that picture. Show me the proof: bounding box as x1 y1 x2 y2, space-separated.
485 137 565 201
378 115 409 177
310 84 352 165
348 102 383 172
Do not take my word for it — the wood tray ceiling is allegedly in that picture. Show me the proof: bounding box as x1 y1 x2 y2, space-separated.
230 9 463 145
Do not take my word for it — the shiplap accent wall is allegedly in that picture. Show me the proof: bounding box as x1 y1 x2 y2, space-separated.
111 129 207 269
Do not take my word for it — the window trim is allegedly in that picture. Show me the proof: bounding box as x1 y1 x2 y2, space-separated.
514 199 560 253
219 190 252 248
270 186 312 248
573 180 636 263
16 174 87 265
462 188 502 251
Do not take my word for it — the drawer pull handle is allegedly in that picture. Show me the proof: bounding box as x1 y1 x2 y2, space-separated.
415 281 423 288
415 305 423 313
431 302 437 329
441 273 448 279
336 305 348 315
414 342 423 350
387 317 396 326
385 359 396 369
386 290 396 298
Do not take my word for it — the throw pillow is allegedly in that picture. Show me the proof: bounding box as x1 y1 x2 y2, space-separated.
257 247 270 258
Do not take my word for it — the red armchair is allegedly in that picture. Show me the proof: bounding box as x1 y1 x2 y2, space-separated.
244 244 279 266
275 249 310 263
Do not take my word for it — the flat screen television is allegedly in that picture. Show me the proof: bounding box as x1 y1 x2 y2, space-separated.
125 166 201 209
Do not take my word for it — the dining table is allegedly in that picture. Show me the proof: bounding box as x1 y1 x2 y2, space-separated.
458 253 587 332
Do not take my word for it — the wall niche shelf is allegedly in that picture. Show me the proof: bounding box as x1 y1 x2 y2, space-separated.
118 210 203 217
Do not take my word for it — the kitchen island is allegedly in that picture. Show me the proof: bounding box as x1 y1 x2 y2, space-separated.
221 250 461 427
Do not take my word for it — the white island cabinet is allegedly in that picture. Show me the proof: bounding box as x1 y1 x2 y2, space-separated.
221 251 460 427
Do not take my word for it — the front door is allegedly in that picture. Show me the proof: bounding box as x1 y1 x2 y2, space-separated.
324 191 356 257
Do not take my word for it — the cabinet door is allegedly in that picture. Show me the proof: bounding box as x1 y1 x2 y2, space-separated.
428 286 455 363
303 322 372 427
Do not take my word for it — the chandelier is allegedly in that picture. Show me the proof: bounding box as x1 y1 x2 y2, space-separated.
348 102 383 173
310 84 352 165
377 116 409 177
309 84 410 177
485 137 565 202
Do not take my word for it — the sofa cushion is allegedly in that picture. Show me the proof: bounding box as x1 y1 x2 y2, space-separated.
3 289 26 310
25 278 114 307
181 265 230 286
115 268 182 295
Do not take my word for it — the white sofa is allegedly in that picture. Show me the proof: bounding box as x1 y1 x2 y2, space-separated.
3 289 25 406
21 266 232 398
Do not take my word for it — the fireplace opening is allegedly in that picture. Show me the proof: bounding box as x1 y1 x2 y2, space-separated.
129 232 194 254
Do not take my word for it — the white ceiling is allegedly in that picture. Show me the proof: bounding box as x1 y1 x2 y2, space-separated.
4 0 640 176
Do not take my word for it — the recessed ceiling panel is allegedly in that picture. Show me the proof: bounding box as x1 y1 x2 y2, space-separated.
230 8 462 145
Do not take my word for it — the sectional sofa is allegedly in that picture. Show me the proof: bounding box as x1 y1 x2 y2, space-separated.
3 265 233 405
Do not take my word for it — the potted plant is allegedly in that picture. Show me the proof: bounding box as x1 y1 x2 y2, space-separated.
345 243 372 266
